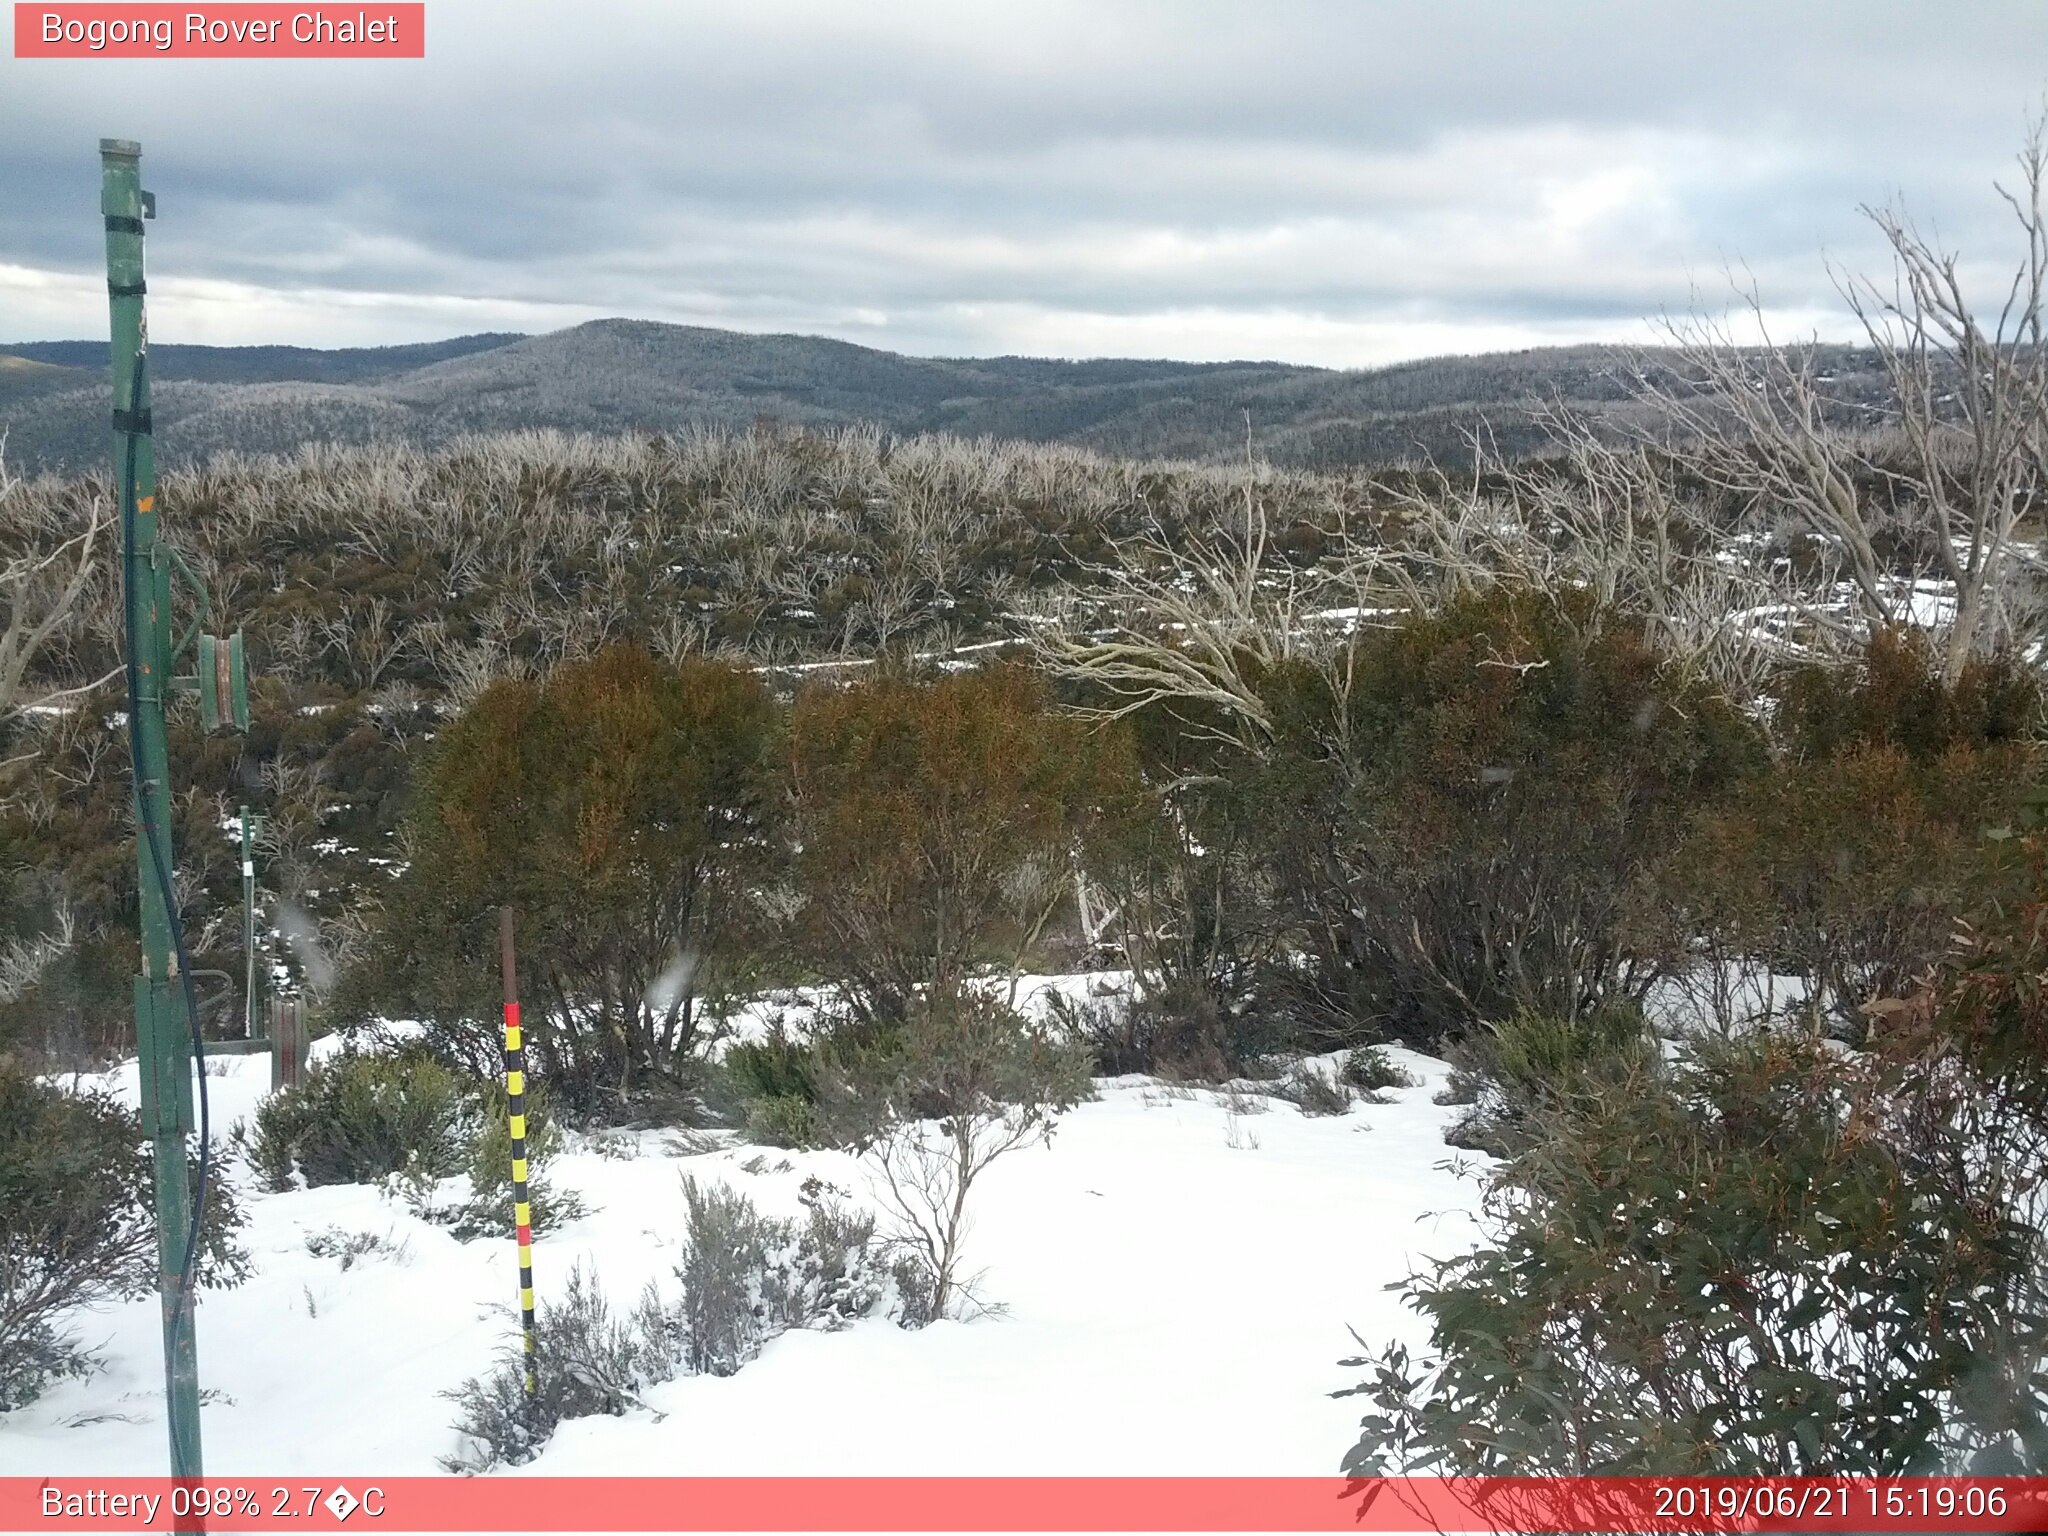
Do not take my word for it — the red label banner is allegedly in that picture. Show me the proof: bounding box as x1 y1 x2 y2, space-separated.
5 1477 2047 1533
13 4 424 57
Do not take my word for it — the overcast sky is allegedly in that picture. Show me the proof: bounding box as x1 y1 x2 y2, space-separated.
2 0 2045 365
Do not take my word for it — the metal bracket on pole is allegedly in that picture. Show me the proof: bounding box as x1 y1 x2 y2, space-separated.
194 631 250 733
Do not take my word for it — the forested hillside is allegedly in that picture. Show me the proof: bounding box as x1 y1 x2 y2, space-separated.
0 319 1893 475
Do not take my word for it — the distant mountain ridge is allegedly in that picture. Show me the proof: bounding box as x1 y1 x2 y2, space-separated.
0 317 1884 476
0 332 524 385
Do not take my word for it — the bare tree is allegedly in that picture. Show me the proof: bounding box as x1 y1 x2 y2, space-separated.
0 450 108 724
1025 462 1413 758
1637 115 2048 681
1416 410 1805 700
828 994 1090 1320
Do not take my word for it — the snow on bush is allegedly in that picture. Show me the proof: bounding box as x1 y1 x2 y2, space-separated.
443 1176 894 1471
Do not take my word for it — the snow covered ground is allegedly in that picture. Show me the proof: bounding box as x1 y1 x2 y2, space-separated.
2 1015 1480 1480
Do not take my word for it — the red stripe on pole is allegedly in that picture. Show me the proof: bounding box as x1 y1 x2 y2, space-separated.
7 1478 2047 1532
516 1223 532 1245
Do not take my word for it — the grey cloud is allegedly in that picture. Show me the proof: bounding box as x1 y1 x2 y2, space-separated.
1 0 2044 359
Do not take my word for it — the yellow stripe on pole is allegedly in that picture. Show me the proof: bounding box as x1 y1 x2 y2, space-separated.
501 906 538 1404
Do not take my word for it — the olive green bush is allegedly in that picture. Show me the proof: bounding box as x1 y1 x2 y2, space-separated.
1 1067 247 1410
244 1045 470 1190
1442 1004 1657 1156
1253 587 1765 1051
715 1025 826 1148
435 1082 585 1241
1339 1030 2048 1474
1339 1045 1413 1099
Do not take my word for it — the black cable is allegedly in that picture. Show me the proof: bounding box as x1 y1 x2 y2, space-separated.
117 348 213 1329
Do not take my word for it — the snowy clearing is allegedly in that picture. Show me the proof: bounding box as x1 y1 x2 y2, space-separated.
3 1028 1478 1479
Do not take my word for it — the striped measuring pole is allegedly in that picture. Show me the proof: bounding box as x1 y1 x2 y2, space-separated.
499 906 537 1398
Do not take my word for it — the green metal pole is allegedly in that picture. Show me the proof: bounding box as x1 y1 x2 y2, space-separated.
241 805 256 1039
102 137 205 1488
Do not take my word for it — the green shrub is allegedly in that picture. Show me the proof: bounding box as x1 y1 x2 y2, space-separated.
1339 1031 2048 1475
722 1029 818 1105
740 1094 821 1149
1339 1045 1413 1098
440 1083 586 1240
1 1068 247 1410
717 1026 828 1147
442 1264 672 1471
1444 1005 1654 1156
1255 586 1765 1051
677 1177 884 1376
245 1045 470 1190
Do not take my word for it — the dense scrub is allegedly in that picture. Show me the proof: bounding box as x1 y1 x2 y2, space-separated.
5 415 2032 1077
1341 818 2048 1475
0 427 1374 1070
1252 587 1767 1048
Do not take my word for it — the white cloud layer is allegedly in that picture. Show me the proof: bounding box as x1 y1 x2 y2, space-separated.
1 0 2042 362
